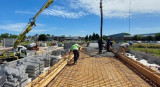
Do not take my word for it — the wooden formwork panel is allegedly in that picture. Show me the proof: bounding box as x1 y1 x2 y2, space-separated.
47 52 151 87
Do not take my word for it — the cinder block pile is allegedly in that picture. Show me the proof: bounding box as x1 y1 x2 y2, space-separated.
52 50 62 56
0 73 6 87
0 46 70 86
23 62 39 80
22 57 45 80
29 58 44 74
50 55 61 66
2 64 28 87
61 49 70 56
37 55 51 67
28 51 36 56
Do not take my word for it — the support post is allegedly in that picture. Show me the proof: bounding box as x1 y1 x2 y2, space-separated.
100 0 103 53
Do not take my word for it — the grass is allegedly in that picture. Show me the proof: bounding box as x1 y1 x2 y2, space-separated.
131 44 160 48
130 44 160 57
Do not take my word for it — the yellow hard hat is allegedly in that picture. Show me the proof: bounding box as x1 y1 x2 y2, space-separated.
108 37 111 39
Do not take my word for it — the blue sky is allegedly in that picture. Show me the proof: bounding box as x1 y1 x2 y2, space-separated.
0 0 160 36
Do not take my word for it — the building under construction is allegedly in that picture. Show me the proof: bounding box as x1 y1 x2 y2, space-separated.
0 0 160 87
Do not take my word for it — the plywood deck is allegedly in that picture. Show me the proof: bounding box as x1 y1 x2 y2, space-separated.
47 52 151 87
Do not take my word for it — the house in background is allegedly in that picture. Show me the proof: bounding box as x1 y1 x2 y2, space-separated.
105 33 133 42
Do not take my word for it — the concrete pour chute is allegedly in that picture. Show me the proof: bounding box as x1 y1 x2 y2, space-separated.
0 46 70 87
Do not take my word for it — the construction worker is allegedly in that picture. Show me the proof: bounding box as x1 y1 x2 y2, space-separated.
106 37 112 52
118 42 133 56
98 38 104 53
70 43 82 64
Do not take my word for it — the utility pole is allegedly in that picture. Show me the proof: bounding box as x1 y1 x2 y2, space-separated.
100 0 103 53
129 0 131 34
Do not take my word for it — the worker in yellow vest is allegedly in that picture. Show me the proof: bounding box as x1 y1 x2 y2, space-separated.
70 43 82 64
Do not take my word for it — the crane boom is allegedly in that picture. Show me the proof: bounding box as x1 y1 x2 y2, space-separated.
14 0 54 48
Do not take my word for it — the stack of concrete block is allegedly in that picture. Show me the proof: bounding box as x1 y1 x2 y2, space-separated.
29 58 44 74
37 55 51 67
2 65 28 87
22 57 45 79
14 65 28 87
42 50 47 55
28 51 36 56
3 60 17 68
0 73 7 87
61 49 70 56
23 62 39 80
51 50 61 56
50 55 61 66
44 55 51 67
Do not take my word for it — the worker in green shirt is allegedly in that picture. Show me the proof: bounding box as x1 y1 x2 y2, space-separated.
70 43 82 64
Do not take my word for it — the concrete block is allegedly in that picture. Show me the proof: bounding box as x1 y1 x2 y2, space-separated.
4 81 20 87
20 79 28 87
0 74 7 86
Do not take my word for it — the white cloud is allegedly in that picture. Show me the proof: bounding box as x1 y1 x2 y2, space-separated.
0 23 48 33
14 0 160 18
42 6 89 18
69 0 160 18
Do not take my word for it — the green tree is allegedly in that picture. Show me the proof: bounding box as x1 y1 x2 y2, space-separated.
147 36 154 41
155 33 160 40
61 35 65 37
133 35 138 41
1 33 9 38
10 34 18 38
46 34 51 36
102 35 106 40
89 35 92 41
95 34 99 40
85 35 89 41
138 35 143 40
124 33 131 35
38 34 47 41
92 33 96 40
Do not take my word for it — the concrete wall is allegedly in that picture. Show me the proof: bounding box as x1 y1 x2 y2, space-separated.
3 38 16 47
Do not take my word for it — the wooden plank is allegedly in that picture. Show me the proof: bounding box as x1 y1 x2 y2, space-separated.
112 49 160 86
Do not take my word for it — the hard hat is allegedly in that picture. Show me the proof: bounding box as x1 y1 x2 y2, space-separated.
108 37 111 39
112 41 115 43
129 41 133 45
